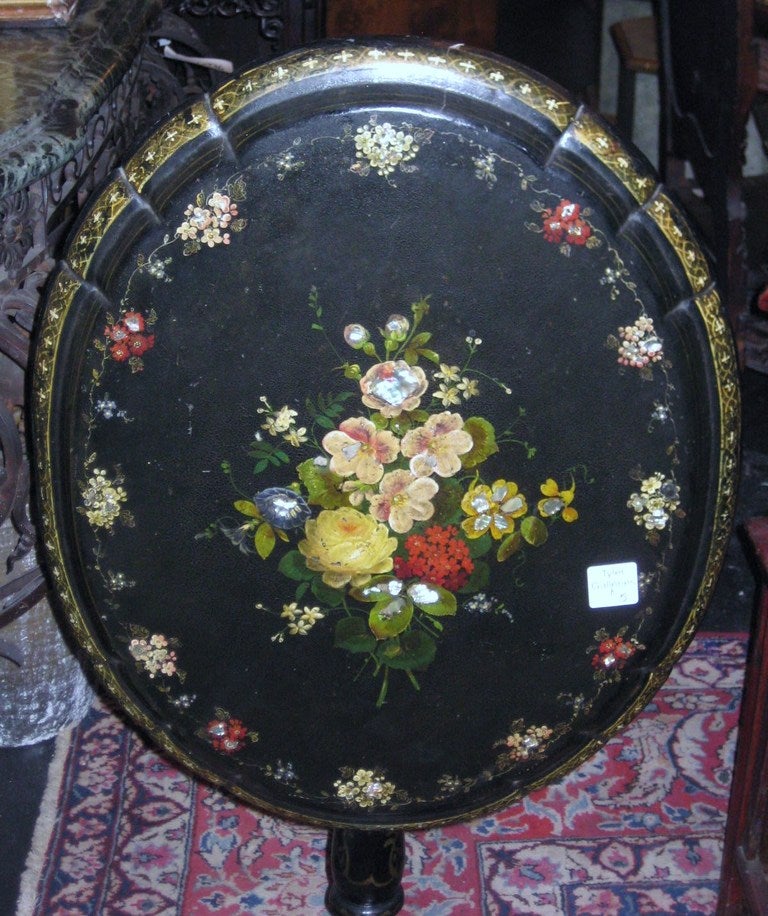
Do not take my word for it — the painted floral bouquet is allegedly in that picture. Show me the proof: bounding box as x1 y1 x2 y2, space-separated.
204 291 581 706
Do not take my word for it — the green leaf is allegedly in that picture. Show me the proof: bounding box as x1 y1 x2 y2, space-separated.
311 577 346 607
521 515 549 547
315 415 335 430
254 522 276 559
253 459 269 475
234 500 260 519
250 441 278 459
411 296 431 321
430 477 464 526
410 331 432 347
407 582 456 616
334 617 377 654
417 348 441 364
388 415 413 435
296 458 349 509
349 577 405 603
370 413 389 429
380 631 436 670
497 531 523 562
468 532 493 558
369 597 414 639
459 560 490 593
461 417 499 468
278 550 316 581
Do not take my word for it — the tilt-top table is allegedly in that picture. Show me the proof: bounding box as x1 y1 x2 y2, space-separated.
32 39 739 912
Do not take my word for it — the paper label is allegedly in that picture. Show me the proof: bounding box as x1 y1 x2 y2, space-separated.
587 562 639 609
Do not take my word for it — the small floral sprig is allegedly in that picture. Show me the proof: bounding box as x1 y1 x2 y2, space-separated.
498 720 554 763
334 767 399 808
78 464 130 530
615 316 664 369
260 601 326 643
176 180 247 255
127 630 185 682
202 708 259 754
93 394 131 422
350 116 433 182
528 198 601 255
589 627 645 684
627 471 684 545
103 310 156 369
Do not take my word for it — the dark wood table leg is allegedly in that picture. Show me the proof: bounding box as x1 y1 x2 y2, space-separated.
325 827 405 915
718 517 768 914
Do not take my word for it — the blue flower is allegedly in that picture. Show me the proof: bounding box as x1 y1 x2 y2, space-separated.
254 487 311 529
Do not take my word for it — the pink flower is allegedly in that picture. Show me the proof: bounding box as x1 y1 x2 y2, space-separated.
400 411 473 478
359 360 428 417
368 469 439 533
322 417 399 484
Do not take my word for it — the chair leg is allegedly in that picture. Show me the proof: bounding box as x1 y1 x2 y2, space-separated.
615 63 636 140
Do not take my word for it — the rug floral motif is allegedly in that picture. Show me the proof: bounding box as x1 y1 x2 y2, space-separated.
19 633 744 915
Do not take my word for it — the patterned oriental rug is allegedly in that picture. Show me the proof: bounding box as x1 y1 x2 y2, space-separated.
18 633 746 915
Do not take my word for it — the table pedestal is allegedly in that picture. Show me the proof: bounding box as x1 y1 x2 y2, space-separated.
325 828 405 916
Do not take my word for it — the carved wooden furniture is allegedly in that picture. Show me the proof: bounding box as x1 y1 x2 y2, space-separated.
718 518 768 914
0 0 185 744
325 0 497 50
32 40 739 912
167 0 327 72
655 0 768 371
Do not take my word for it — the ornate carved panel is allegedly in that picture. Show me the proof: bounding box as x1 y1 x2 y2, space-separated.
0 43 186 661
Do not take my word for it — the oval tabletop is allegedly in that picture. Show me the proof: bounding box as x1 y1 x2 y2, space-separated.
32 39 739 830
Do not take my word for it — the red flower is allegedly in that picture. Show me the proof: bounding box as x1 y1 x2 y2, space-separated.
541 199 591 247
556 201 583 223
122 311 146 333
105 313 155 363
565 219 591 245
127 333 155 357
105 322 130 342
542 209 564 244
207 717 248 753
394 524 474 591
591 635 637 671
109 341 131 362
757 284 768 313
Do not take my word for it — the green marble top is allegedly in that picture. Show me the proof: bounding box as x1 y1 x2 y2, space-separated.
0 0 162 198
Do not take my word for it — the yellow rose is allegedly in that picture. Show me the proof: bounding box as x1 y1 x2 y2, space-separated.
298 508 397 589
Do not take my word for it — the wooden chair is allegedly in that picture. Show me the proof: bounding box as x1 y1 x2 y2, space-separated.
609 14 659 143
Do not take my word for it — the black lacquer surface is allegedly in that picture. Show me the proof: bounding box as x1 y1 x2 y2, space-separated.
33 40 739 830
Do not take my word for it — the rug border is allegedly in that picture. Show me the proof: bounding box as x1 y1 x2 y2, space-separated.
15 720 76 916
